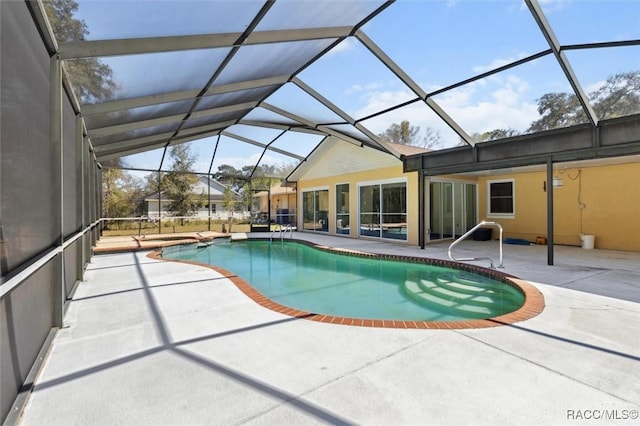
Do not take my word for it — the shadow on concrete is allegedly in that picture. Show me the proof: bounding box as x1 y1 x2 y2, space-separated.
31 252 355 425
484 320 640 362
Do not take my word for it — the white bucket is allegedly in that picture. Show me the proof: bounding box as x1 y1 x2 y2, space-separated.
580 234 595 249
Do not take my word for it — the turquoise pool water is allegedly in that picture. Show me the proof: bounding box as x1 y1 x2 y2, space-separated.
165 240 524 321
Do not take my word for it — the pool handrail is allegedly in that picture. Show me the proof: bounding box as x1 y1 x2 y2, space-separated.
448 221 504 269
270 223 295 242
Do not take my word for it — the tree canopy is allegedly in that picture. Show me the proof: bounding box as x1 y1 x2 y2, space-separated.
101 158 144 224
213 163 295 192
591 71 640 119
378 120 441 149
470 128 520 143
44 0 116 102
527 92 587 132
469 70 640 142
377 72 639 146
528 70 640 133
163 145 202 221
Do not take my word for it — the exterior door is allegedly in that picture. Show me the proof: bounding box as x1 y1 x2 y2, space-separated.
428 180 477 242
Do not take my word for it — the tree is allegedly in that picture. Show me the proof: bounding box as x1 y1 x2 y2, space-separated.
527 70 640 132
101 159 144 227
379 120 420 145
163 144 201 224
471 128 520 143
44 0 116 102
422 127 442 149
222 187 237 233
214 164 248 192
213 162 296 222
143 171 167 196
378 120 441 149
590 71 640 119
527 93 585 132
102 168 127 219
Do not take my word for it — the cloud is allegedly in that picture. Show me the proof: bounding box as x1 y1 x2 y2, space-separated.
212 153 262 171
584 79 606 94
354 73 540 147
432 75 538 133
193 159 212 174
325 37 357 57
472 54 529 74
346 81 384 95
534 0 572 14
491 75 531 106
351 88 412 114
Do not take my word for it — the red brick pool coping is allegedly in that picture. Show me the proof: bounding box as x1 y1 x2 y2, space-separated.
148 238 545 330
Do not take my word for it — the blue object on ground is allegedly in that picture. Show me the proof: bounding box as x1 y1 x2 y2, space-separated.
503 238 531 245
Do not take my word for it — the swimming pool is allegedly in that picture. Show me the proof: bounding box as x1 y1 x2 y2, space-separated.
160 239 543 327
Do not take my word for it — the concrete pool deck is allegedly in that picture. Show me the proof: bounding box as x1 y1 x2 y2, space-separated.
16 233 640 425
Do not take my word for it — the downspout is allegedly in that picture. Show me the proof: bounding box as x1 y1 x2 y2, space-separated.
418 169 425 249
546 156 554 265
157 171 162 233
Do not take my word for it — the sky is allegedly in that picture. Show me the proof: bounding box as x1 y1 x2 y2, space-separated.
72 0 640 177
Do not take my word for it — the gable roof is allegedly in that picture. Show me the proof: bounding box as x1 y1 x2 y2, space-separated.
287 138 426 182
383 142 431 157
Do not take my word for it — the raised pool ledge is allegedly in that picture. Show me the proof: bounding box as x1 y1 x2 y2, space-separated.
148 238 545 330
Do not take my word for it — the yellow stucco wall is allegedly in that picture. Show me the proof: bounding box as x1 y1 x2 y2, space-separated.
296 165 420 245
477 162 640 251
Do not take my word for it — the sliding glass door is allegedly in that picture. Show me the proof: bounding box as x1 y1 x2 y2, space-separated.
359 181 407 240
428 181 476 241
302 189 329 232
336 184 350 235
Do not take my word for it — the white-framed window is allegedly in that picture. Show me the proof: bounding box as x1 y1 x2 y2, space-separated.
487 179 514 218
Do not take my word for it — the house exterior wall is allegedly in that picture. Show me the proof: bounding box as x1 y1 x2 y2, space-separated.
476 162 640 251
294 137 639 251
144 177 249 220
146 200 171 218
146 200 249 220
296 164 420 245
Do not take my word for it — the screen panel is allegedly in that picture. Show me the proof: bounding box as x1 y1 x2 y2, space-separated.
1 0 55 276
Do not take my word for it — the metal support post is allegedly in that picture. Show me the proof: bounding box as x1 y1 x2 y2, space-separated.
51 54 64 327
546 157 555 266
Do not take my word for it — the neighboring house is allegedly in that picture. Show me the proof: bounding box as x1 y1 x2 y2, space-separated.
286 138 640 251
145 176 249 220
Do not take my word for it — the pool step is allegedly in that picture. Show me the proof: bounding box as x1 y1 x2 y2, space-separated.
403 271 524 317
403 280 493 317
419 279 501 308
435 273 509 294
454 272 509 288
